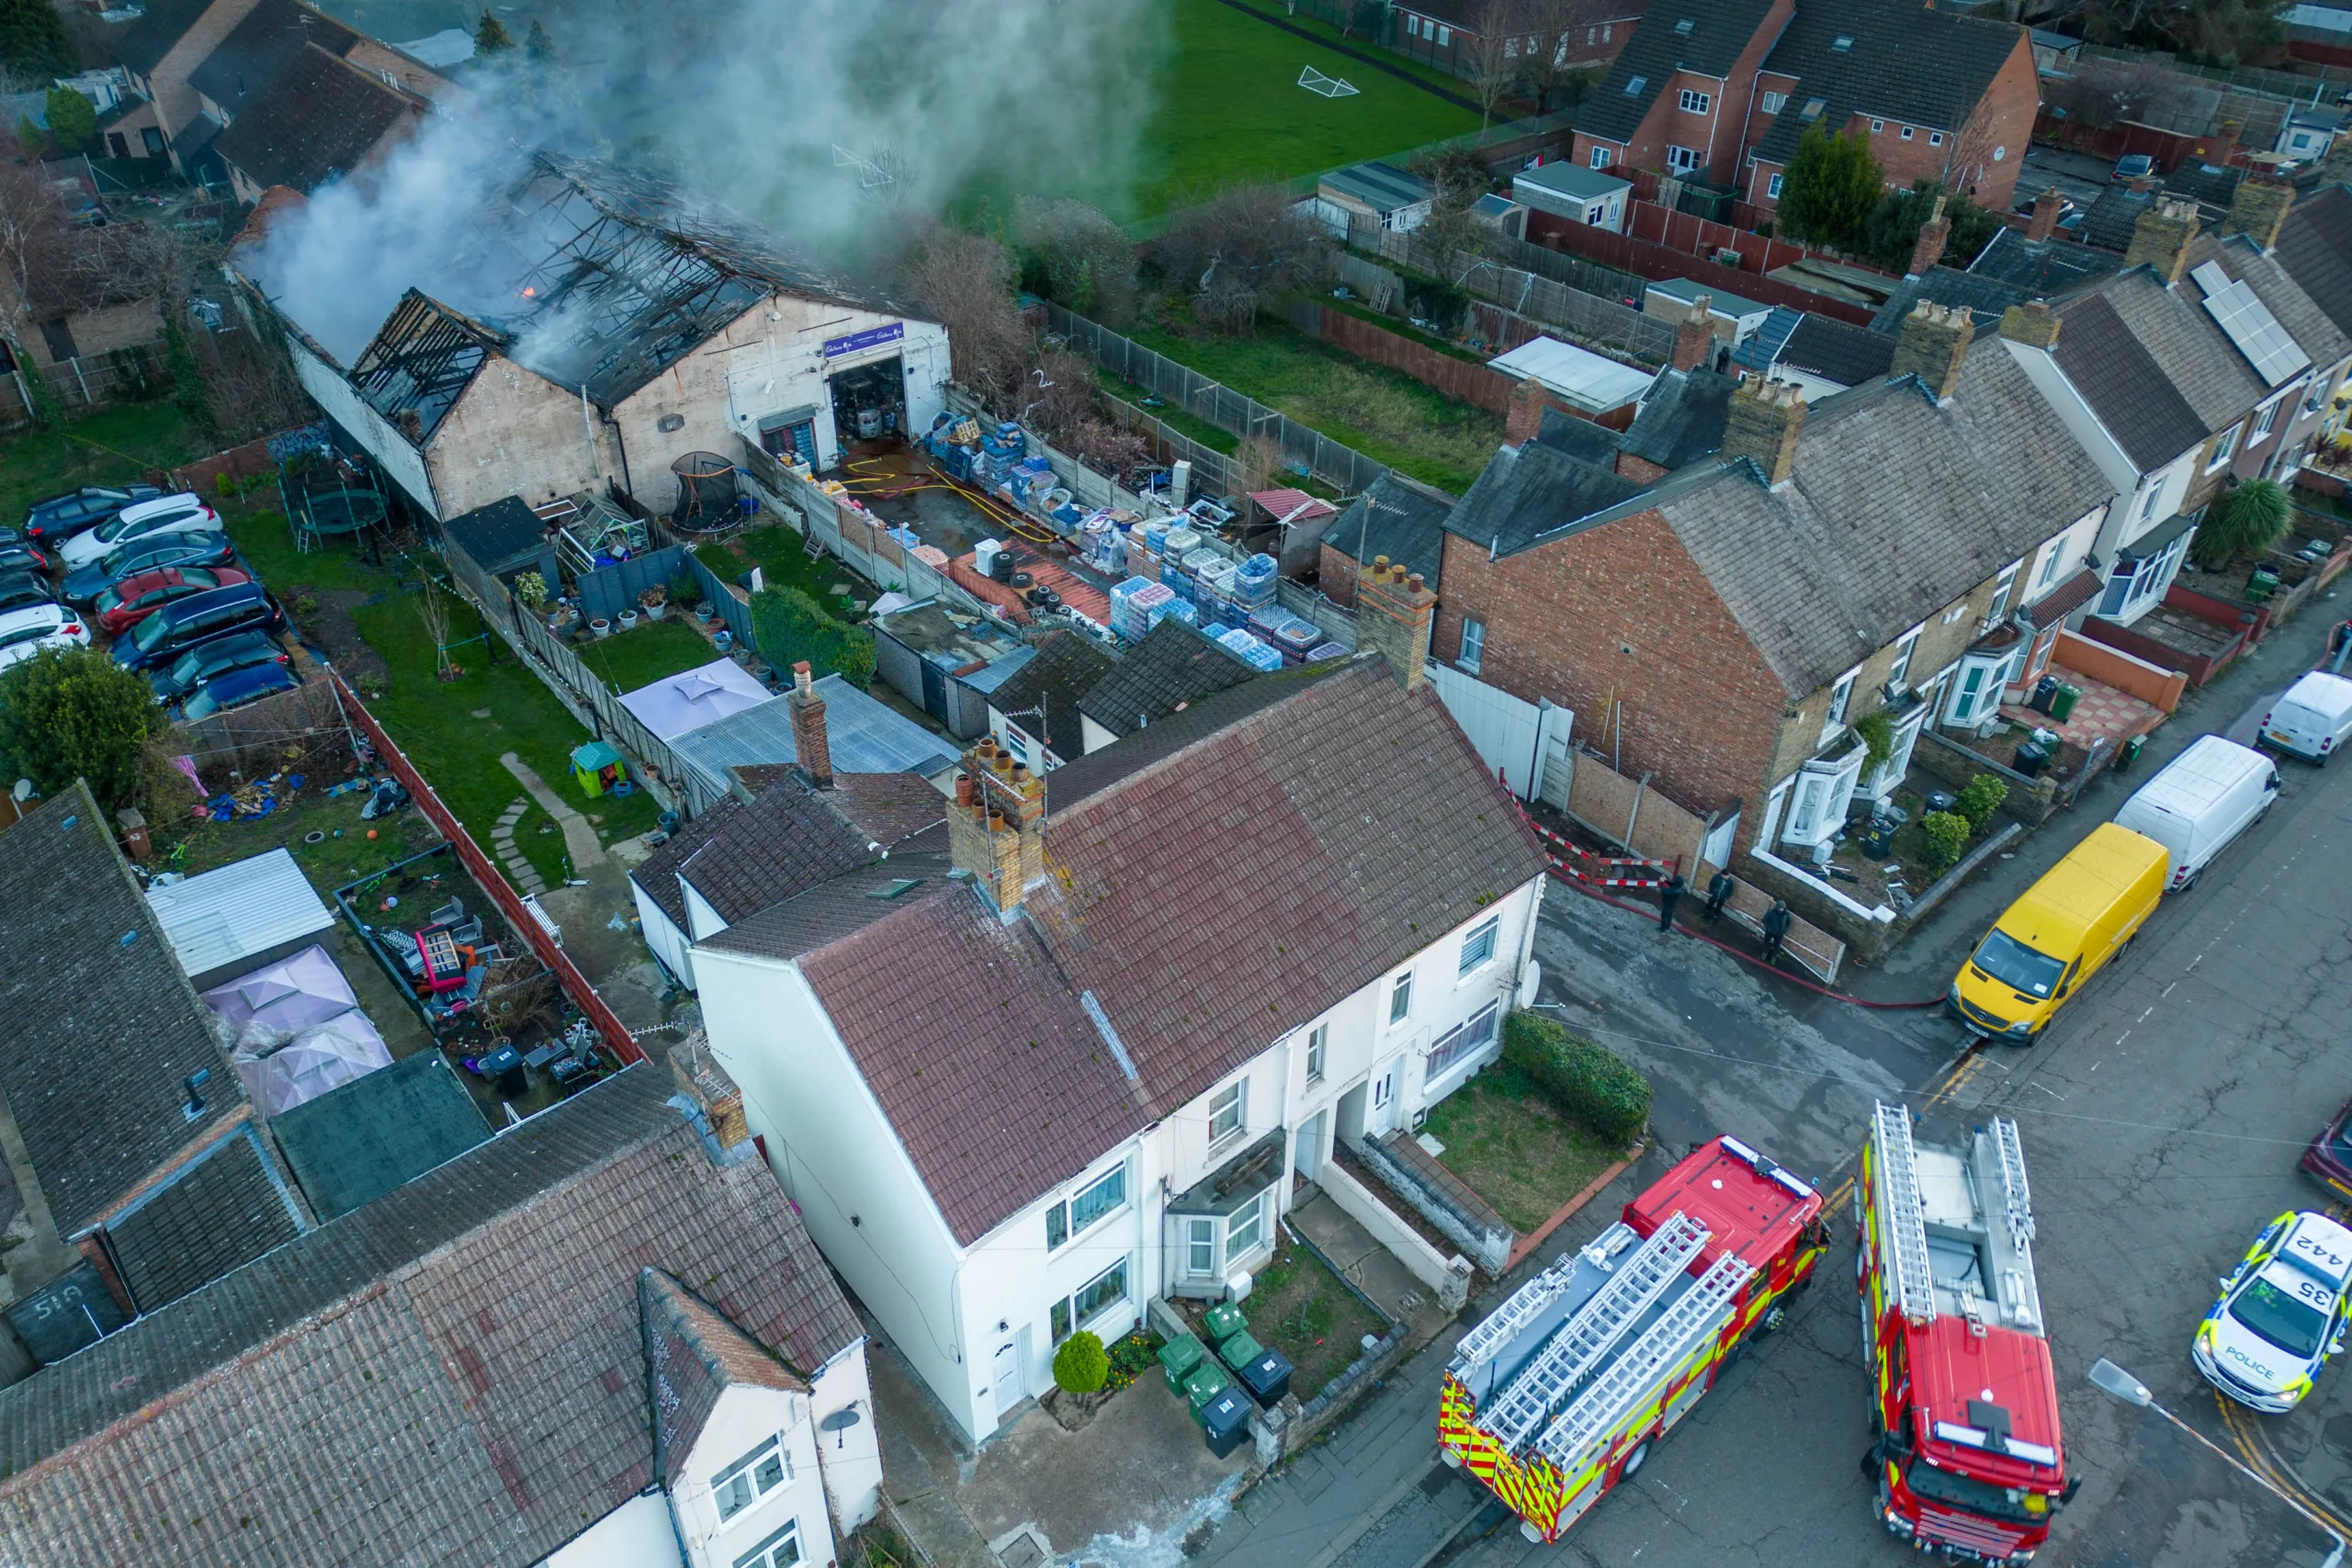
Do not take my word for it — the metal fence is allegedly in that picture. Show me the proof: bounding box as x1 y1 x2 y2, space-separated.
576 545 687 624
1043 302 1391 498
1345 225 1673 364
0 344 164 429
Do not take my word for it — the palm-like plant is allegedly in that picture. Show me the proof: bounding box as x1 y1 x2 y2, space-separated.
2192 479 2292 570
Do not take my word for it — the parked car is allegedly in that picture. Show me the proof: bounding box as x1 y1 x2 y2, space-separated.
2113 154 2156 183
62 532 235 607
2193 1210 2352 1412
1948 823 2169 1041
0 604 90 671
96 566 252 636
2301 1095 2352 1201
2260 671 2352 764
2110 734 2280 892
147 629 288 705
0 542 51 578
179 661 301 720
56 494 222 570
20 483 162 545
109 581 284 671
0 571 55 616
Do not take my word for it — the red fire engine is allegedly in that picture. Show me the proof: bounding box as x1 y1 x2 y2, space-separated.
1860 1101 2077 1562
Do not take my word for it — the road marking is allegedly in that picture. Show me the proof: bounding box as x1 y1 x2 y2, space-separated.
2215 1393 2352 1541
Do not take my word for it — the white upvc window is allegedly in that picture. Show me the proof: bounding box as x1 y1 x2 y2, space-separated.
1304 1021 1328 1083
1667 145 1701 173
1985 561 2022 626
2252 396 2284 444
1388 970 1414 1024
1437 24 1452 45
1184 1217 1216 1277
2207 423 2243 470
1227 1191 1268 1258
1679 88 1711 114
1045 1164 1126 1250
1206 1078 1246 1146
2034 538 2065 589
1505 34 1519 56
1761 91 1787 114
1943 651 2013 728
1886 627 1922 691
1901 125 1915 140
1426 1002 1500 1075
1870 118 1884 132
1820 666 1860 745
1459 615 1486 672
1589 145 1614 170
1928 130 1944 146
1767 173 1784 199
732 1519 802 1568
1458 916 1500 975
713 1436 790 1522
1052 1257 1130 1342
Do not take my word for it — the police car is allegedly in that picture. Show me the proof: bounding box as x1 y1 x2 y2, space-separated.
2193 1210 2352 1412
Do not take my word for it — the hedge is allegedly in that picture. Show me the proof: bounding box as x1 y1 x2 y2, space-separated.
1501 1010 1651 1144
748 585 876 689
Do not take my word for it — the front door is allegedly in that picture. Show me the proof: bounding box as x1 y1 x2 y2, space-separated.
1295 1111 1327 1183
1370 1061 1398 1134
992 1337 1025 1413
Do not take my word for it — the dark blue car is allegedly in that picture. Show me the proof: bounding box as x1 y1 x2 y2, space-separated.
148 629 288 705
21 484 162 545
110 581 284 671
178 661 300 720
62 533 237 608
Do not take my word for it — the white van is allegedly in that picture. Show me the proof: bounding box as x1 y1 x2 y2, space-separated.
2113 734 2280 891
2262 671 2352 764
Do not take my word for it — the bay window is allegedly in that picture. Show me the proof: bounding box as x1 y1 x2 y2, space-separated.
1779 740 1866 850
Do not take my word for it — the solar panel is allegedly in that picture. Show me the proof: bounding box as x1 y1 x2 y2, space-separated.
2192 261 2312 386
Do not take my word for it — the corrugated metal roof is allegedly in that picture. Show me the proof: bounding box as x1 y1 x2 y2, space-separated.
668 675 959 797
147 848 334 978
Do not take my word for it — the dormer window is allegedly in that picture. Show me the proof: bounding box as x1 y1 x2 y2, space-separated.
713 1435 789 1521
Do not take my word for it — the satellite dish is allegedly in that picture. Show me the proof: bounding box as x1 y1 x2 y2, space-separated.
11 779 32 804
820 1405 863 1449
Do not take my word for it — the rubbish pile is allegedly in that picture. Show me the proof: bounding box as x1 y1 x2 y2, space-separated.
198 771 306 821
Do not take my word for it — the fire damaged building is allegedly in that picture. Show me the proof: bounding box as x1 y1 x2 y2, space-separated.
230 151 950 521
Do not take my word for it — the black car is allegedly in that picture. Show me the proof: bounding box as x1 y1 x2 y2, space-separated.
0 542 50 579
108 581 284 671
22 484 162 546
147 628 287 704
62 532 237 608
0 572 55 615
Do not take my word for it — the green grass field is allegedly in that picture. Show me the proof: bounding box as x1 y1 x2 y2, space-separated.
1121 0 1481 218
0 404 211 526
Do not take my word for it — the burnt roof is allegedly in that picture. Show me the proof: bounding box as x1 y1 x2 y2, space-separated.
0 1066 862 1568
348 289 497 442
210 43 417 196
1752 0 2028 168
1076 618 1257 739
986 629 1117 760
1578 0 1781 144
0 783 244 1236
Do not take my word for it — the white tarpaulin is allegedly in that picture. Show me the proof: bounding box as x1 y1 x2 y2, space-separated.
202 944 392 1116
617 658 773 741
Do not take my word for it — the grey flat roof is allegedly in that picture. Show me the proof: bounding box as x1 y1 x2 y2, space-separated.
1647 277 1773 319
668 675 958 796
1514 164 1634 203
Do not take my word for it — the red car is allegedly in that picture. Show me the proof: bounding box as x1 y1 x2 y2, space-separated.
2302 1095 2352 1201
96 566 252 636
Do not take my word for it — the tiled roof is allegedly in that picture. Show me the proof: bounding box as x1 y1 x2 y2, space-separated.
1644 338 2114 694
0 1066 862 1568
2188 230 2352 377
2022 566 2103 629
1775 312 1896 387
1443 438 1645 556
985 629 1118 759
1324 471 1456 586
2277 186 2352 340
2054 270 2261 468
826 771 951 847
107 1127 304 1313
118 0 222 77
212 43 417 195
1533 405 1628 464
1616 366 1738 470
629 776 879 932
189 0 360 108
270 1050 491 1220
0 783 243 1235
1965 225 2124 295
699 852 957 964
643 1269 808 1488
1752 0 2027 169
1578 0 1781 144
1076 618 1257 739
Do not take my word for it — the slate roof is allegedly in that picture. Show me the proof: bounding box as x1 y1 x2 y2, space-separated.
2187 229 2352 375
2079 184 2156 253
629 776 881 932
269 1051 491 1220
2277 186 2352 339
118 0 221 77
1443 438 1645 555
1077 618 1256 739
986 629 1117 758
1966 225 2124 295
212 44 417 195
0 1066 862 1568
1533 405 1628 465
1751 0 2028 169
0 783 243 1236
1324 471 1456 587
788 657 1548 1247
106 1127 303 1314
642 1269 807 1488
1578 0 1782 143
2052 269 2264 469
189 0 361 108
1870 266 2032 333
1617 366 1738 470
1614 337 2113 694
1776 312 1897 387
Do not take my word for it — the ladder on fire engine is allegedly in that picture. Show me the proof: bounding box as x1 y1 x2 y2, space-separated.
1533 1250 1754 1474
1992 1116 2035 1256
1873 1100 1939 1324
1480 1213 1712 1452
1450 1238 1605 1375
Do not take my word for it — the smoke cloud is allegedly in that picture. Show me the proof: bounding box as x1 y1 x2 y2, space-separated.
249 0 1161 363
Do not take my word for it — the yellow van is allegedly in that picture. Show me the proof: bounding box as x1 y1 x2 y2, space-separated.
1948 822 2168 1042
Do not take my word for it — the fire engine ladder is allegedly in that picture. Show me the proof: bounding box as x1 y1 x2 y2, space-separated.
1451 1230 1626 1375
1479 1213 1712 1453
1873 1100 1939 1323
1992 1116 2035 1256
1533 1249 1754 1474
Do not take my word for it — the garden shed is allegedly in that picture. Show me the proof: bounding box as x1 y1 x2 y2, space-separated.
443 495 559 598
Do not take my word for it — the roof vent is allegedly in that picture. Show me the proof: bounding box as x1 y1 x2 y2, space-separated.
1624 74 1646 95
182 1067 209 1123
1673 16 1693 32
1832 33 1854 50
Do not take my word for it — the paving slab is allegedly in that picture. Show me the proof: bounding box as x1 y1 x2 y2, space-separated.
498 750 605 869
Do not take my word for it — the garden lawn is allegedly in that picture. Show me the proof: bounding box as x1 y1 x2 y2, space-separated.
1421 1061 1623 1234
0 403 212 525
223 508 388 596
1241 1235 1389 1399
690 529 860 619
350 593 662 886
1125 0 1479 219
1128 315 1504 493
572 617 718 694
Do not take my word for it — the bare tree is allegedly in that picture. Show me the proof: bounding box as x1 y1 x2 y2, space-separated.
889 218 1033 413
1146 183 1329 336
1230 434 1283 496
1456 0 1532 130
1013 196 1138 325
1516 0 1604 114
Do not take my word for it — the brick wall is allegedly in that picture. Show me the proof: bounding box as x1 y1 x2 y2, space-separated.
1571 0 1793 184
1307 307 1518 415
2050 628 2187 712
1433 512 1789 854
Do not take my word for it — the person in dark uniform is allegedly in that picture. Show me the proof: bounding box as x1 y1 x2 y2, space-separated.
1703 869 1735 923
1760 899 1793 965
1656 872 1685 933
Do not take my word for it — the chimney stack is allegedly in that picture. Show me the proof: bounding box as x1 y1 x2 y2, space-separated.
1506 377 1562 447
2220 172 2295 253
1356 557 1438 690
1997 299 2062 351
1671 294 1716 372
1721 378 1807 487
1906 194 1951 279
947 736 1046 915
787 660 832 789
2124 197 2201 284
1890 299 1976 401
2025 187 2065 244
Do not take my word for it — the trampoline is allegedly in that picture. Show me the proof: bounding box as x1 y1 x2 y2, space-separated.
670 451 742 531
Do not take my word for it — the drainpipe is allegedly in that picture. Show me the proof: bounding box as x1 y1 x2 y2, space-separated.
1274 1035 1295 1218
598 402 634 500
